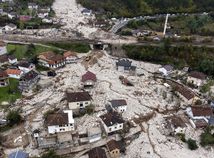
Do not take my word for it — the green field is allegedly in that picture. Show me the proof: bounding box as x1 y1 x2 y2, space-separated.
0 79 21 105
7 43 61 60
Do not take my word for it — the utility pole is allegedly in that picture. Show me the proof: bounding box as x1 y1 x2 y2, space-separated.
163 14 169 36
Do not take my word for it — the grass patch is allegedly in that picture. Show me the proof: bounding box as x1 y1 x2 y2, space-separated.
47 42 91 53
7 43 61 60
0 78 21 105
200 127 214 147
201 80 214 93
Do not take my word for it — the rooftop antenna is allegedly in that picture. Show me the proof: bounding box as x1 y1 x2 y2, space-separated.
163 14 169 36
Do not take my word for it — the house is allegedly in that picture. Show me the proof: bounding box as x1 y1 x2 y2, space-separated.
159 65 174 76
88 147 107 158
81 71 97 88
109 99 127 113
8 150 29 158
0 70 9 87
165 116 187 135
38 51 66 69
18 70 39 91
6 68 23 79
107 139 121 158
4 23 17 31
28 3 38 10
8 55 17 64
46 110 74 134
18 61 35 73
66 91 92 110
174 84 199 105
116 59 136 73
100 112 124 134
7 12 16 19
0 41 7 55
186 106 213 128
187 71 207 87
63 51 78 64
82 8 92 16
87 126 102 143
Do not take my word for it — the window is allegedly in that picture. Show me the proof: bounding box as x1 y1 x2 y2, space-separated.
109 128 112 131
85 102 88 104
70 123 73 126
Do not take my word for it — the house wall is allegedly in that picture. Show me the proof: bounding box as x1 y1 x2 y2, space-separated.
187 77 205 87
116 106 127 113
66 57 77 64
18 65 35 73
0 46 7 55
110 149 120 158
48 124 74 134
8 73 21 79
39 59 66 69
68 100 91 110
83 80 95 86
174 127 186 135
102 122 123 134
88 133 101 143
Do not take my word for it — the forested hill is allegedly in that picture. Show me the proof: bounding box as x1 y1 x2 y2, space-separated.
77 0 214 17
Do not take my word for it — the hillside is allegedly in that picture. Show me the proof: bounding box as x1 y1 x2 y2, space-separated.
77 0 214 17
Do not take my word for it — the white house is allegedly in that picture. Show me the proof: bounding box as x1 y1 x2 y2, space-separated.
8 55 17 64
81 9 92 16
6 69 23 79
187 71 207 87
7 12 16 19
159 65 174 76
66 92 91 110
87 126 102 143
28 3 38 10
4 23 17 31
116 59 136 73
38 51 66 69
46 110 75 134
18 61 35 73
81 71 97 88
109 99 127 113
63 51 78 64
100 112 124 134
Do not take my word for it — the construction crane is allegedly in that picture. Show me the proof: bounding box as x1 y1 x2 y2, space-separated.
163 14 169 36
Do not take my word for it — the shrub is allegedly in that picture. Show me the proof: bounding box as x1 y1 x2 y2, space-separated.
6 110 22 126
187 138 198 150
177 133 186 142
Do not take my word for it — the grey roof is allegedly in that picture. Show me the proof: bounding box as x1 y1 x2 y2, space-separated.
116 59 132 68
7 23 16 28
110 100 127 108
20 70 39 81
163 65 174 71
82 8 91 13
8 150 29 158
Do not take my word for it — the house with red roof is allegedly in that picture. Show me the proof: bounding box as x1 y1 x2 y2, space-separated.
63 51 78 64
6 68 23 79
82 71 97 88
38 51 66 69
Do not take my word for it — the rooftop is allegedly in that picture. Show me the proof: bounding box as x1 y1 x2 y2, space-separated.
100 112 124 127
107 139 120 152
88 147 107 158
82 71 97 82
20 70 38 81
191 106 213 117
110 99 127 108
189 71 207 80
66 91 91 102
63 51 77 58
8 150 29 158
46 113 68 126
6 69 22 75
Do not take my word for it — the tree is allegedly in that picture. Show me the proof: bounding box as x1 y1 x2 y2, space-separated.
6 110 22 126
187 138 198 150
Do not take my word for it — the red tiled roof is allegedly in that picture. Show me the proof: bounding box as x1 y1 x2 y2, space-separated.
82 71 97 82
0 70 8 78
107 139 120 152
63 51 77 58
191 106 213 117
6 69 22 75
38 52 65 65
